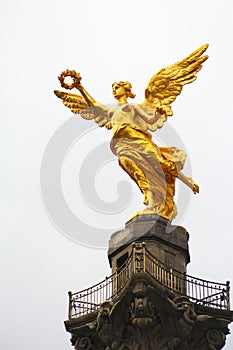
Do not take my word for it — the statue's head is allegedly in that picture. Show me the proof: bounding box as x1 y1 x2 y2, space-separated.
112 81 136 101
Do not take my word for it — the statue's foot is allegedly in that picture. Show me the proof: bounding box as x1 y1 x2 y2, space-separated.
192 182 199 194
186 177 199 194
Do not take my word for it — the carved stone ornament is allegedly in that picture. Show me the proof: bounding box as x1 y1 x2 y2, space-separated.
206 329 226 349
75 336 96 350
94 277 231 350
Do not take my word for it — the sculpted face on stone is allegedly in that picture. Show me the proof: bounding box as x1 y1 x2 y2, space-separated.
130 295 155 326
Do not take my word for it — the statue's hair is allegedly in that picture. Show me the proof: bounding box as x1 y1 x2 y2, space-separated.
112 81 136 99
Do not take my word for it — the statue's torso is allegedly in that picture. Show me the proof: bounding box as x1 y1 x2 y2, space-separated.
111 104 147 134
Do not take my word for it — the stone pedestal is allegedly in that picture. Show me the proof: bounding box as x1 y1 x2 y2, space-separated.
64 214 233 350
108 214 190 275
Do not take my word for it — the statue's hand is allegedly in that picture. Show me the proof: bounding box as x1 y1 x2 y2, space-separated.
156 107 166 116
74 82 83 92
105 122 112 130
58 70 82 90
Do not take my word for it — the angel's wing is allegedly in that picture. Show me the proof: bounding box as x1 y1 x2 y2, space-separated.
54 90 112 129
141 44 209 131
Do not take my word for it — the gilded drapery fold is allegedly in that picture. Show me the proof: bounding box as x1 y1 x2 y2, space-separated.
110 125 186 219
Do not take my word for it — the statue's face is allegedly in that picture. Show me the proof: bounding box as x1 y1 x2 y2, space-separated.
112 83 127 100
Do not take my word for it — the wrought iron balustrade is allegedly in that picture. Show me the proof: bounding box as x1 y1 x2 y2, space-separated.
68 252 133 318
144 247 230 310
68 242 230 318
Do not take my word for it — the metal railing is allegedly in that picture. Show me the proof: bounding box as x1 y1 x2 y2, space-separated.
144 247 230 309
68 242 230 318
68 252 133 318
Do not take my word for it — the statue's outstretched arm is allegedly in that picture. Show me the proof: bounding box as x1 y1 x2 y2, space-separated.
55 70 112 129
76 84 96 106
76 83 109 113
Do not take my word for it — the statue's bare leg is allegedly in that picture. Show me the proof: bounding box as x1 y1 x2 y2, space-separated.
177 172 199 194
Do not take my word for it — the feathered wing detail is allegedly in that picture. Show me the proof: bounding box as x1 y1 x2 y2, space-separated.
54 90 112 129
141 44 209 131
54 90 88 114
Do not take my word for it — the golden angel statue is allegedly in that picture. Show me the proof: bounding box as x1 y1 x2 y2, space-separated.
54 44 208 221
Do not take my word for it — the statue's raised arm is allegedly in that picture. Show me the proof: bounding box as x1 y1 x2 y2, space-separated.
54 70 112 129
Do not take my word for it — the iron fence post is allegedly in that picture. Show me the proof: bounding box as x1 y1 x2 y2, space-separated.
226 281 230 310
68 290 72 319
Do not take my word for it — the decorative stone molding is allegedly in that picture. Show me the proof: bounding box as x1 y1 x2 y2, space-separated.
75 337 96 350
93 277 232 350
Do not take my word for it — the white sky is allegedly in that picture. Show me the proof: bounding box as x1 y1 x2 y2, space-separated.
1 0 233 349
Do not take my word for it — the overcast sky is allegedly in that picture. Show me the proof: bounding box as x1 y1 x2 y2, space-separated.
1 1 233 349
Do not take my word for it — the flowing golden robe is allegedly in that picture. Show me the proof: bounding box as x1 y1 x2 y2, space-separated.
109 105 186 220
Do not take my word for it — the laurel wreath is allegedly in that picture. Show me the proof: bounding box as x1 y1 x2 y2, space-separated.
58 69 82 90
